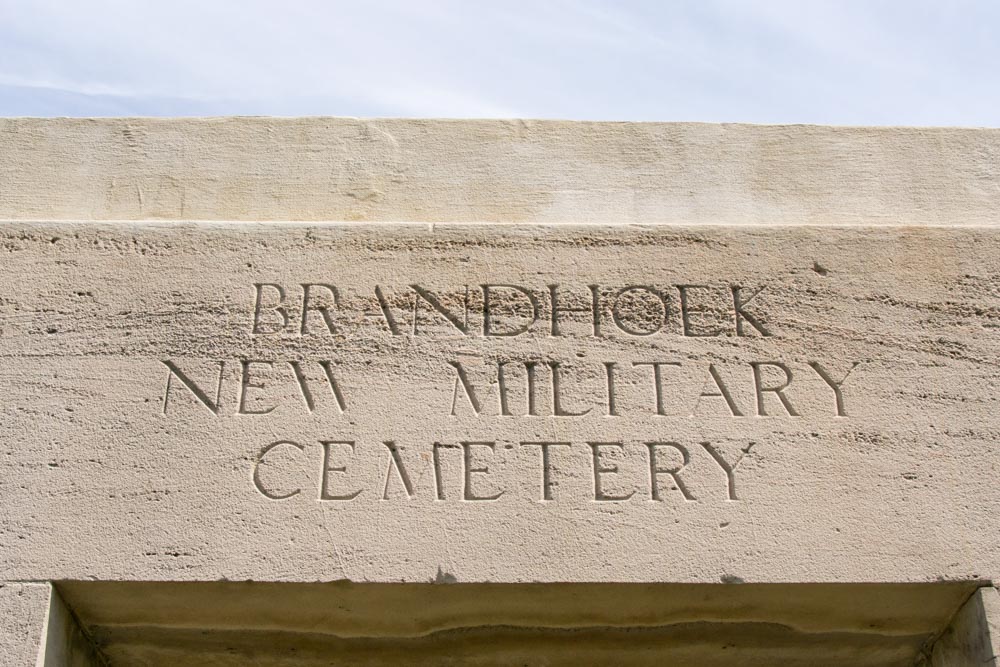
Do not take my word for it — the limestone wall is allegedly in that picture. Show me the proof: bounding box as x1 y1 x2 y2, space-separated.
1 118 998 665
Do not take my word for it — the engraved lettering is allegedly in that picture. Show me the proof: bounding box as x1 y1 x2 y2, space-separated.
692 364 744 417
381 441 415 500
289 360 347 413
750 362 799 416
448 361 483 416
588 442 635 501
238 359 275 415
521 441 571 501
374 285 402 335
252 283 290 334
497 361 514 416
162 360 224 415
299 283 339 335
732 286 770 336
646 442 694 501
549 284 600 337
701 442 753 501
611 286 667 336
411 285 470 335
482 284 539 337
319 440 362 501
525 361 539 416
253 440 303 501
677 285 723 337
549 361 592 417
809 361 858 417
633 361 682 416
244 438 761 503
461 442 503 501
604 362 620 416
432 442 456 500
235 279 820 505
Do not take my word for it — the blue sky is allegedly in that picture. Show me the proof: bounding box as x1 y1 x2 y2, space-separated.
0 0 997 124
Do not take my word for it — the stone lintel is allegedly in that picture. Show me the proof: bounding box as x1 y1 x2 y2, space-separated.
0 118 998 225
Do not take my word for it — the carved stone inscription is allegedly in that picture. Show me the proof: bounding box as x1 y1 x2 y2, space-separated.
158 282 860 505
6 222 999 583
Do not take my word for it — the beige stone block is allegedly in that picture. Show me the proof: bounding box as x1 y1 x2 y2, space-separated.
0 583 49 667
1 222 998 585
1 118 999 662
0 118 998 225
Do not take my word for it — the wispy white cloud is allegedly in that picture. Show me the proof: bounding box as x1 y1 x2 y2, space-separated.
0 0 997 124
0 73 212 101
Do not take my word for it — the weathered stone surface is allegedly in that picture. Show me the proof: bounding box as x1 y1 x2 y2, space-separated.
0 583 49 666
1 221 998 584
0 118 998 225
928 587 1000 666
55 580 981 667
2 118 999 663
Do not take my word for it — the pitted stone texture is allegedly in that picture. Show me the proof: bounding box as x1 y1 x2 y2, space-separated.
0 119 998 225
0 583 49 667
1 222 999 585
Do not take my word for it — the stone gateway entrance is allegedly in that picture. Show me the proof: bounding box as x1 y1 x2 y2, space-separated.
1 118 999 666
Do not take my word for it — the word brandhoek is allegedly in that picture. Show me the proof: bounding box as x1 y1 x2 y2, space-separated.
250 282 771 338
